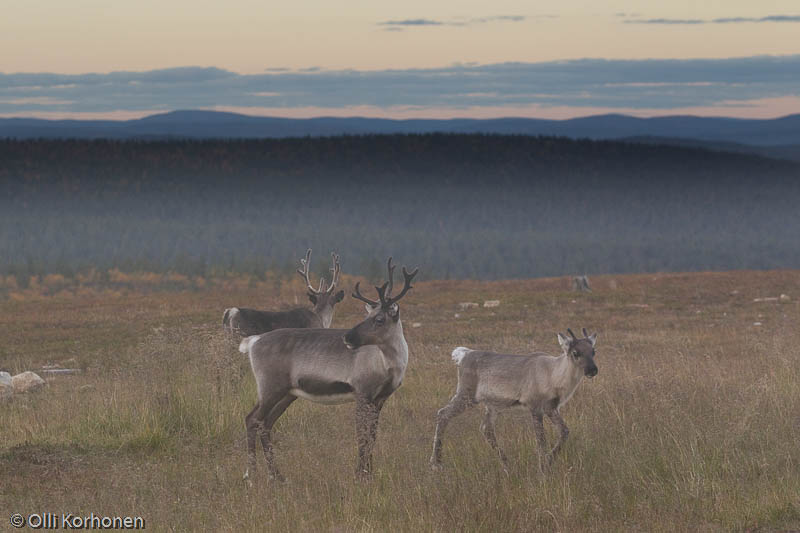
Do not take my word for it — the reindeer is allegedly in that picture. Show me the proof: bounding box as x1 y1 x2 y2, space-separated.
430 328 598 474
240 257 418 483
573 275 592 293
223 249 343 337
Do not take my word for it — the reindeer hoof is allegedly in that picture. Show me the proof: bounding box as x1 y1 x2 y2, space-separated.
430 461 444 472
355 469 372 482
243 470 254 488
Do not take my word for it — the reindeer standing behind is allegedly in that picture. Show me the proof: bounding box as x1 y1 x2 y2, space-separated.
223 249 343 336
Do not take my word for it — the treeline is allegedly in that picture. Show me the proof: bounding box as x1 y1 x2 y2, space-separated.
1 135 799 282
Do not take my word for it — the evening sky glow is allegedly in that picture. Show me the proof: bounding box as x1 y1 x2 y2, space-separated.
1 0 798 119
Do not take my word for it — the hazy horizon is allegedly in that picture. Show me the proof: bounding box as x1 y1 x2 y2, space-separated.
1 58 798 121
2 105 800 123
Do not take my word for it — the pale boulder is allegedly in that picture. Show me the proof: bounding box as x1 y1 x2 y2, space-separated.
12 371 46 393
0 371 12 399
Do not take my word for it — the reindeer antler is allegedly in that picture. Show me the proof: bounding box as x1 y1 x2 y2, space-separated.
566 328 578 341
582 327 589 338
298 249 342 295
352 281 379 307
297 249 317 293
326 253 341 294
384 257 396 298
351 257 418 308
382 265 418 307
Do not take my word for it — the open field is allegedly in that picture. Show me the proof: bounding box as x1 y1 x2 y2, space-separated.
2 270 800 531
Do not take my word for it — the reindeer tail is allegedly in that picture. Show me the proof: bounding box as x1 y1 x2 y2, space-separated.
451 347 472 365
223 307 239 328
239 335 260 354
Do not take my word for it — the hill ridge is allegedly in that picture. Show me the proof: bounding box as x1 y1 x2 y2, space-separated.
2 111 799 147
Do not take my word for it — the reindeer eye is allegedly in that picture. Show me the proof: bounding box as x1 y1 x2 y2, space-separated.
572 351 579 358
375 315 385 326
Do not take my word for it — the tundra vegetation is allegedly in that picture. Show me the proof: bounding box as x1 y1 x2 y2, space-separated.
1 270 799 531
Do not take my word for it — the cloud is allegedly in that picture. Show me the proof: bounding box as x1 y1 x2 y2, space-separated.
379 18 444 27
627 18 704 24
471 15 526 23
1 56 798 116
626 14 800 24
379 15 527 29
0 96 73 106
761 15 800 21
0 66 236 89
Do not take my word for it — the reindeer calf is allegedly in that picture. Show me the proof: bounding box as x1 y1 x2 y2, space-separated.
430 328 598 473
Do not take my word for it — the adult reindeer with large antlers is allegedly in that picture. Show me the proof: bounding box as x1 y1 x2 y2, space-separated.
239 257 419 483
223 249 344 337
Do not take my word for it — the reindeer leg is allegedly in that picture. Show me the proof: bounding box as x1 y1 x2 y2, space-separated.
258 394 296 482
430 394 471 470
546 410 570 462
530 411 549 473
355 397 382 481
244 391 291 484
481 406 509 475
244 403 260 485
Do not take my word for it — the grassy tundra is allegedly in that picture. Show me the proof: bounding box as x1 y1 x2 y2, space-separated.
1 270 799 531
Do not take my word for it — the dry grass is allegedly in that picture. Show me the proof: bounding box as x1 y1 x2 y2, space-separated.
2 270 800 531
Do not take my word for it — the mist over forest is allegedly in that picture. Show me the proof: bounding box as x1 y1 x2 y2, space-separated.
1 134 799 283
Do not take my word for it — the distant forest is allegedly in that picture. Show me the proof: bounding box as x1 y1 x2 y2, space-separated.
1 135 799 282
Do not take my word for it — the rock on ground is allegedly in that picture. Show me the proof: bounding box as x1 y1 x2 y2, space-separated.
0 371 12 399
12 371 46 393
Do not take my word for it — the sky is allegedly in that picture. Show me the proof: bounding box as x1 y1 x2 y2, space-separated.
1 0 799 120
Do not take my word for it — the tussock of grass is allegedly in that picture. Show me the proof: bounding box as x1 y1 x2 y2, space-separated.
2 271 800 531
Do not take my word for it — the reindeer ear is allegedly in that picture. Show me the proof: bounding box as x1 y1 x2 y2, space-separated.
364 303 375 314
587 332 598 347
333 290 344 303
308 292 318 305
557 333 571 350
